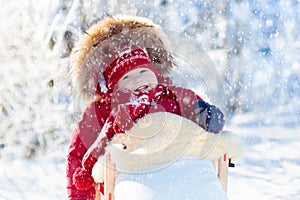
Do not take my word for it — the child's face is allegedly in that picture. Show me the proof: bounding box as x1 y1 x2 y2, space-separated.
117 67 158 92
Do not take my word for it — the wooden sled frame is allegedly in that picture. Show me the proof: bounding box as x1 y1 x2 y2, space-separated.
95 153 233 200
95 154 116 200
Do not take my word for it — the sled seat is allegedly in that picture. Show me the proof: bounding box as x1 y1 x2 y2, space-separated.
93 112 244 200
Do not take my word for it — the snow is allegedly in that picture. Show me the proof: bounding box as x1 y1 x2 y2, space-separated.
114 158 228 200
1 0 300 199
0 156 66 200
227 117 300 200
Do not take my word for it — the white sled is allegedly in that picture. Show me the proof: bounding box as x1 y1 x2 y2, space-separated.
93 112 244 200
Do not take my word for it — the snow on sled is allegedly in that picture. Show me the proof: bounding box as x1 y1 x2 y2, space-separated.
93 112 244 200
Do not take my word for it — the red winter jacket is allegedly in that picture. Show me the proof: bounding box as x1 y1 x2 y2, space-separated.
66 84 202 200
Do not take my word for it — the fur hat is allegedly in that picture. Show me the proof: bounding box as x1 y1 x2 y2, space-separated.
70 15 174 100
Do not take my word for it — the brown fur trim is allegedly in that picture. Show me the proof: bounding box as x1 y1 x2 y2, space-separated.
70 15 174 100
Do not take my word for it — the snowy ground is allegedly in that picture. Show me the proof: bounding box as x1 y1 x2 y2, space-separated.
0 114 299 200
1 1 300 199
228 119 300 199
0 155 66 200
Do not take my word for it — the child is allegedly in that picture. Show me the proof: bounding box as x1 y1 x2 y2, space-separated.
66 15 225 200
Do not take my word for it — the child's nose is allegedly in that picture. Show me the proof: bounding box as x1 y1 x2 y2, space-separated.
133 77 143 84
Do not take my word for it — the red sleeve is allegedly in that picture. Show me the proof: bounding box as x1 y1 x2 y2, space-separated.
66 101 109 200
171 86 203 122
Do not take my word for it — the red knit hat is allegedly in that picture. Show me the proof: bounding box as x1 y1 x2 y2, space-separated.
103 46 161 91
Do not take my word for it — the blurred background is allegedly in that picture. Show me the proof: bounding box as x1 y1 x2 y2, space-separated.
0 1 299 199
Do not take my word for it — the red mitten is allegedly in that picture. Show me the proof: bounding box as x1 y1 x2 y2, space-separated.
111 88 132 108
113 105 134 133
73 167 95 190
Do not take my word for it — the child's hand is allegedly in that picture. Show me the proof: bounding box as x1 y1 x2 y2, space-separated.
113 104 134 133
73 167 95 190
206 105 225 133
194 101 225 133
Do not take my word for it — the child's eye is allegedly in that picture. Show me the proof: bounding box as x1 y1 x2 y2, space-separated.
122 75 130 80
140 69 148 73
